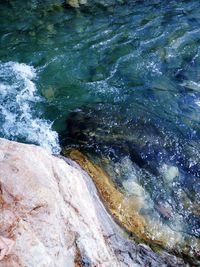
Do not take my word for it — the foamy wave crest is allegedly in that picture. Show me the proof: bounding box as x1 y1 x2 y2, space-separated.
0 61 60 154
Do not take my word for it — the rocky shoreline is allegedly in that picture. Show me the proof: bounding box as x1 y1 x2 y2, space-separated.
0 138 189 266
61 104 200 265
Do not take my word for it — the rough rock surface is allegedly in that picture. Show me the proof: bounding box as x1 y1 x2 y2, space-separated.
0 138 187 266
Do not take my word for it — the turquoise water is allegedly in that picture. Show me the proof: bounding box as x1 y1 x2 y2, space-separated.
0 0 200 262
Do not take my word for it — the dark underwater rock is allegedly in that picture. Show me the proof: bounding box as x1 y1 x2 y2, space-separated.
64 103 200 178
61 103 200 265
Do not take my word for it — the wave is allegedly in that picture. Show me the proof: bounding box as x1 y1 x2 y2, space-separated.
0 61 60 154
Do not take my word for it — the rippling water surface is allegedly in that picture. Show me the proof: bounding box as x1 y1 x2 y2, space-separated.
0 0 200 263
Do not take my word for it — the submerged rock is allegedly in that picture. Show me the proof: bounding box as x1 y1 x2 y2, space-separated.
67 0 127 9
64 149 147 238
182 80 200 92
154 202 173 220
64 104 200 178
65 149 200 264
159 164 179 183
62 104 200 264
0 138 187 267
122 180 145 211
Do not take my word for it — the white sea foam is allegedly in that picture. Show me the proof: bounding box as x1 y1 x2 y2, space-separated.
195 99 200 107
0 61 60 154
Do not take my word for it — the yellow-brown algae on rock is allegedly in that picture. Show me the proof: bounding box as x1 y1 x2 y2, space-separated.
65 150 163 249
0 139 192 266
64 149 200 261
64 149 147 240
0 138 126 266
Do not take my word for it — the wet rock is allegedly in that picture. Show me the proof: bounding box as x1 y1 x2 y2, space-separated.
64 149 147 238
154 202 173 220
68 0 83 8
0 138 188 266
66 0 127 9
63 103 200 177
122 180 145 211
159 164 179 183
182 80 200 92
62 105 200 264
64 149 200 264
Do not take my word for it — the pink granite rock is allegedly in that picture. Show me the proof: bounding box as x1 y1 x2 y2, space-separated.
0 138 187 267
0 138 121 267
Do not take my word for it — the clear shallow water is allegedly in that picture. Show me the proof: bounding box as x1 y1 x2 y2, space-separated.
1 0 200 138
0 0 200 261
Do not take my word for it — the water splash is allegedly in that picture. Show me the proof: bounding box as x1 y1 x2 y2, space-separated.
0 61 60 154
